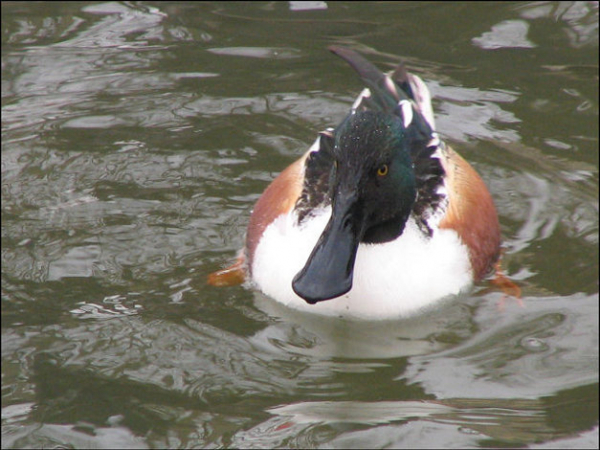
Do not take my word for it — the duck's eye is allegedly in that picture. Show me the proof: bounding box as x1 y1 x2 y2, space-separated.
377 164 388 177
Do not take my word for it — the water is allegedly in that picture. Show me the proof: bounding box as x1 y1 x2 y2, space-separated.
2 2 598 448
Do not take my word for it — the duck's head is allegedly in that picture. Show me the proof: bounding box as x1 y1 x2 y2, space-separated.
291 46 440 304
292 109 418 303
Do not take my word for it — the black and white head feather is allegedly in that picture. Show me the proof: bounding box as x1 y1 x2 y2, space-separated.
296 47 448 234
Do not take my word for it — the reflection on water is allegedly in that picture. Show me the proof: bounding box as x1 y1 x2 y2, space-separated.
252 291 473 359
1 1 598 448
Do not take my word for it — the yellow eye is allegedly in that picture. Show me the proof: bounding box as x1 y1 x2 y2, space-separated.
377 164 388 177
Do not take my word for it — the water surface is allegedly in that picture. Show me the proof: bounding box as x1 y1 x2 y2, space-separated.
2 2 598 448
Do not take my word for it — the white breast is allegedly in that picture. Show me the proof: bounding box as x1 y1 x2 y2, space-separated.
250 208 472 319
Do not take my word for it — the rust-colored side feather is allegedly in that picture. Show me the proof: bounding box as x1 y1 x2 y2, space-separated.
439 146 501 280
245 155 307 269
208 154 307 286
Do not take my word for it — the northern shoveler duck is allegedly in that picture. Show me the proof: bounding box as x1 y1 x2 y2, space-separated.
208 46 501 319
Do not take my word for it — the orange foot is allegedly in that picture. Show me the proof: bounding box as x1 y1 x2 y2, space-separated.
207 253 246 287
490 260 523 310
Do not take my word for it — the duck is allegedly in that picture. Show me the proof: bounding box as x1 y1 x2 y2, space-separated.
208 46 501 319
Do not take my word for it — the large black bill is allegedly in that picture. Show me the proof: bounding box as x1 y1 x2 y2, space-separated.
292 194 363 304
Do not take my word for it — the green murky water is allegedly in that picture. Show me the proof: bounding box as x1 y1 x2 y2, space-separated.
2 2 598 448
